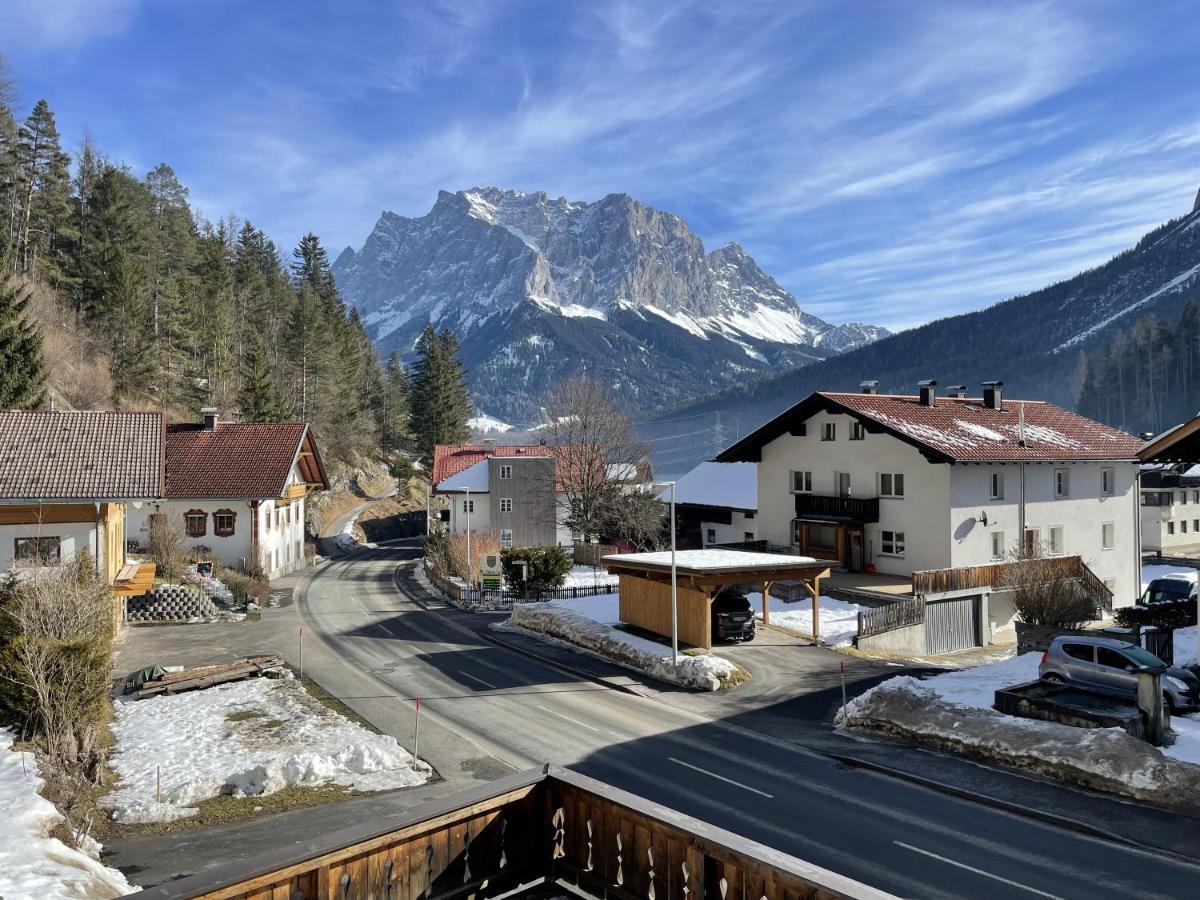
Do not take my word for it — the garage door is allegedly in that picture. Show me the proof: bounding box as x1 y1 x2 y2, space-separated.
925 595 981 655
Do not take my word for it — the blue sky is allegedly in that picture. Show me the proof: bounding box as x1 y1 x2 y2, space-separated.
4 1 1200 331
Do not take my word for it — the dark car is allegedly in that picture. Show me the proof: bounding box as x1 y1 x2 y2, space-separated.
1139 574 1197 606
711 588 756 643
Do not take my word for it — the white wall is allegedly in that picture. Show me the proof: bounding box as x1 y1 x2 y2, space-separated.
700 511 757 547
0 521 98 572
446 492 492 535
757 410 953 576
1141 487 1200 554
949 461 1140 607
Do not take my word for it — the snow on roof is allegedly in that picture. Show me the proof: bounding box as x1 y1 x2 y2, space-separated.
437 459 489 492
603 549 819 573
664 461 757 510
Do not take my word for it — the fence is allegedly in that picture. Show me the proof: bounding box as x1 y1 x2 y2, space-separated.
124 765 881 900
572 541 618 568
425 562 616 610
912 555 1113 614
857 597 925 638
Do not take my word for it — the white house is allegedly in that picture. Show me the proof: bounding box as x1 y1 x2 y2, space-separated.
665 461 758 549
126 409 328 579
716 381 1144 629
1139 465 1200 556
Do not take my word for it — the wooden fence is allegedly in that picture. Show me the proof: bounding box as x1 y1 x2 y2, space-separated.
912 555 1113 613
572 541 618 568
123 765 884 900
857 597 925 638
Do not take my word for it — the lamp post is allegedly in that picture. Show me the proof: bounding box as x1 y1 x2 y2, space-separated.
464 486 472 584
654 480 678 668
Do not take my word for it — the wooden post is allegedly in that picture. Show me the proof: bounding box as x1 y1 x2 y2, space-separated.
807 575 821 642
761 580 772 626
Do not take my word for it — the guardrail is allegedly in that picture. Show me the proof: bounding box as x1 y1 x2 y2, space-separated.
857 597 925 638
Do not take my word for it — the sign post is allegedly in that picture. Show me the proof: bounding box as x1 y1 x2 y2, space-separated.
414 697 422 762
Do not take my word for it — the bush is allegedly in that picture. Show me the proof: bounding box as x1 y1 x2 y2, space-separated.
501 546 572 590
999 553 1097 629
447 531 501 583
423 531 454 578
1114 599 1195 631
147 512 188 580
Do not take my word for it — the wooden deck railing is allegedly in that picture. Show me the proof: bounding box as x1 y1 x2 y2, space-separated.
124 766 885 900
858 597 925 638
912 555 1113 615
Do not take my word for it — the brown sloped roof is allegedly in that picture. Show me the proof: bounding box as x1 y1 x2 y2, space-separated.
432 444 558 486
0 410 164 500
718 391 1143 464
164 422 324 499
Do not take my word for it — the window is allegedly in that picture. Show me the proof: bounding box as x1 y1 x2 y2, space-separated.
1048 525 1064 555
879 473 905 498
1101 467 1115 496
500 528 513 549
743 510 755 520
1063 643 1093 662
837 472 852 497
1194 519 1198 532
850 421 866 441
1097 647 1129 671
1023 527 1041 555
1185 521 1190 535
500 498 512 513
1194 491 1199 504
808 524 837 551
463 499 475 513
880 530 905 556
13 536 61 564
213 509 236 538
990 531 1005 561
499 465 512 480
706 528 717 544
1054 468 1070 499
1101 522 1115 550
1183 490 1190 506
744 531 755 541
184 510 207 538
821 422 836 441
791 470 812 493
990 471 1004 500
1168 521 1176 536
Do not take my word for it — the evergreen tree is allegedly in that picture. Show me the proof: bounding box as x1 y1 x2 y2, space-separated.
379 351 411 450
283 283 327 420
0 57 18 278
237 332 286 421
410 324 471 466
0 280 46 408
14 100 73 283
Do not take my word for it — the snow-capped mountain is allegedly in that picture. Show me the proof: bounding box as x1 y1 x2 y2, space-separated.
333 188 887 419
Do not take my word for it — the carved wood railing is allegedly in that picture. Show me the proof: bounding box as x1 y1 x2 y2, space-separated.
123 766 887 900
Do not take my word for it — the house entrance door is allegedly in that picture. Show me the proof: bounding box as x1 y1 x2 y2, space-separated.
848 529 864 572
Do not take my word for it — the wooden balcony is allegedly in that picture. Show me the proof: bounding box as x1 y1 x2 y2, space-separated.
283 483 308 502
794 494 880 523
123 765 881 900
112 561 156 597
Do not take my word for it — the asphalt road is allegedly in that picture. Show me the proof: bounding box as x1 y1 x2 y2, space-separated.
288 541 1200 899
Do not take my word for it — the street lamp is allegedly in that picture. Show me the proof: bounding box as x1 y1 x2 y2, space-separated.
654 480 678 668
464 486 472 584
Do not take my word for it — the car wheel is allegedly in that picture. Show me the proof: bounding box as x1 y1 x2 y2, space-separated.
1042 673 1065 684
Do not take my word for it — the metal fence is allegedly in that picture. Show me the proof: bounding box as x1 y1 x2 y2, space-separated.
424 563 616 610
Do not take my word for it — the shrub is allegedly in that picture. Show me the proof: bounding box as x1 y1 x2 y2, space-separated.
147 512 188 580
423 531 454 578
1114 600 1195 631
447 531 501 583
501 546 572 590
999 553 1097 629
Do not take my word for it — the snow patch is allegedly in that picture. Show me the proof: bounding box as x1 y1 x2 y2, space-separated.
469 413 513 434
751 593 861 647
1056 261 1200 351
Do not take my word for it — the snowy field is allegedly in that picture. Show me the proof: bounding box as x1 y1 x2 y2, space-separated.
506 593 738 690
106 677 428 824
0 729 135 899
561 565 617 589
749 592 861 646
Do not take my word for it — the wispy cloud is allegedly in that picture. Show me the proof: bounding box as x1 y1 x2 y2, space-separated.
0 0 145 51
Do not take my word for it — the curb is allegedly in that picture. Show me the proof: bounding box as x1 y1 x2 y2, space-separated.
821 745 1189 862
481 629 650 697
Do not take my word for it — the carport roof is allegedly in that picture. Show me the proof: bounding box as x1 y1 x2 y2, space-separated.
603 549 820 575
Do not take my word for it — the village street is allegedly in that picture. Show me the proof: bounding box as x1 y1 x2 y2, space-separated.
104 541 1200 899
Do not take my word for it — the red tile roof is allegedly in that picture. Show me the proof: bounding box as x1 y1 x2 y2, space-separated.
718 391 1143 464
0 410 164 500
164 422 322 499
432 443 563 487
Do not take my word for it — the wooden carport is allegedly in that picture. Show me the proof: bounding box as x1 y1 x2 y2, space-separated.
603 549 831 650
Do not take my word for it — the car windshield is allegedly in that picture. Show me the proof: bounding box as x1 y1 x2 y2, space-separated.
1121 644 1166 668
1143 580 1191 603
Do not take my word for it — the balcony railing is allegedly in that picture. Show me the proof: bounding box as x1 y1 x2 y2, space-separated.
124 765 883 900
794 494 880 523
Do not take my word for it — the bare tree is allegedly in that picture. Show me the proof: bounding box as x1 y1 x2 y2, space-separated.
447 530 500 583
148 512 189 580
542 376 651 542
998 547 1096 629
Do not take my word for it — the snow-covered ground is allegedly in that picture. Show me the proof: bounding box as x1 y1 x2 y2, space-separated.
1141 562 1198 590
106 677 428 824
506 593 738 691
468 413 512 433
749 592 861 646
336 511 363 552
0 729 136 899
561 565 617 589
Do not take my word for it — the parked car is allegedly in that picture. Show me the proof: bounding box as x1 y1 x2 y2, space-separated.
1039 636 1199 712
1139 573 1198 606
711 588 756 643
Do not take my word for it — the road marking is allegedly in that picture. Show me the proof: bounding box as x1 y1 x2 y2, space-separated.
458 670 499 691
893 841 1064 899
535 703 601 733
668 757 773 798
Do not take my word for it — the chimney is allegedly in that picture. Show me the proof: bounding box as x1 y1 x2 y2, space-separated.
860 379 879 394
981 381 1004 411
946 385 967 399
201 406 220 431
482 438 496 451
917 379 937 407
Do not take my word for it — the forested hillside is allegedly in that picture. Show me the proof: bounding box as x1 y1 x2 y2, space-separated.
0 56 471 468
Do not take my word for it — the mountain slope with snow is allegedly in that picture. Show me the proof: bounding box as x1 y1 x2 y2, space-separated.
333 188 887 418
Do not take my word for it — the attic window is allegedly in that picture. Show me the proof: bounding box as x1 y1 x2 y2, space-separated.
184 510 207 538
214 509 237 538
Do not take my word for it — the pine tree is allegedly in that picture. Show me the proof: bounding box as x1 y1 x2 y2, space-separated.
237 332 286 421
0 58 18 278
283 283 327 421
410 324 471 466
379 351 411 450
14 100 73 282
0 280 46 408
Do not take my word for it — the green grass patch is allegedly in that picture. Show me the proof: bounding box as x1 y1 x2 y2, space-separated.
225 709 266 723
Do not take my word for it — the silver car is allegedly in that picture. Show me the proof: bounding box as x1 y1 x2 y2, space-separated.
1039 636 1199 712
